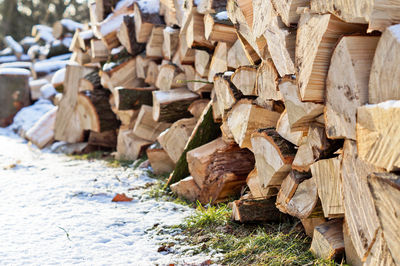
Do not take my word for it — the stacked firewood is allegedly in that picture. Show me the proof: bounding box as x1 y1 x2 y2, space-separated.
1 0 400 264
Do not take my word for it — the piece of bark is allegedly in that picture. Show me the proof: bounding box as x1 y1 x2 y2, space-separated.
204 13 237 44
213 72 243 118
296 12 367 102
357 101 400 171
146 146 176 175
369 25 400 104
162 27 179 60
226 99 280 149
166 102 221 187
146 25 165 59
188 99 209 119
88 130 117 148
231 197 285 223
117 15 146 56
341 140 383 260
276 110 306 146
132 105 171 142
208 42 228 82
194 49 210 78
116 126 152 160
115 86 154 111
325 35 379 140
251 128 297 188
227 39 252 69
25 107 57 149
276 170 311 213
368 172 400 265
170 176 201 202
271 0 309 26
231 66 257 96
152 88 199 123
256 60 281 104
279 79 324 131
310 219 345 261
133 2 164 43
310 157 344 218
187 137 254 192
157 117 197 163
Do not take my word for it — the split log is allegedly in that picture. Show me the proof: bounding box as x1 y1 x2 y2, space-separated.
211 89 223 122
132 105 171 142
25 107 57 149
231 197 285 223
279 79 323 131
170 176 201 202
301 217 326 238
357 101 400 171
368 1 400 32
29 79 49 101
95 0 117 21
177 38 196 65
166 102 221 187
114 110 138 128
271 0 309 26
325 36 379 140
88 130 117 148
162 27 179 60
342 220 363 266
90 39 109 62
188 99 209 119
197 0 226 14
246 168 276 199
146 25 165 59
135 54 151 79
310 219 345 261
133 2 164 43
116 127 152 160
194 49 210 77
157 117 197 163
146 145 176 175
181 65 209 93
213 72 243 117
0 69 30 127
365 229 396 266
71 49 91 65
182 9 213 50
369 24 400 104
256 60 281 104
101 57 141 91
310 157 344 218
276 170 311 213
226 99 280 149
251 128 296 188
152 88 199 122
276 110 306 146
231 66 257 96
155 64 183 91
227 39 252 69
144 60 159 85
79 70 101 92
115 87 154 111
368 172 400 265
186 137 254 203
296 12 367 102
53 19 83 39
204 12 237 44
116 15 146 55
341 140 383 260
208 42 227 82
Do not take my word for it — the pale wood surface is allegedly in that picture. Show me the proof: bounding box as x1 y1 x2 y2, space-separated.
310 219 345 261
132 105 171 142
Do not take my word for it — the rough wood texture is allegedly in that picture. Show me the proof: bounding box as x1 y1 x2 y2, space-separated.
368 172 400 265
227 39 252 69
117 15 146 55
0 72 30 127
231 197 285 223
25 107 57 149
231 66 257 96
279 79 323 131
357 102 400 171
132 105 171 142
157 118 197 163
271 0 309 26
246 168 274 199
301 217 326 238
213 73 243 118
364 228 396 266
208 42 227 82
144 61 159 85
226 99 280 150
162 27 179 60
325 36 379 140
341 140 383 260
310 219 345 261
146 146 176 175
115 87 154 111
146 25 165 59
152 88 199 123
116 127 152 160
101 57 139 90
310 157 344 218
134 2 164 43
276 110 306 146
204 13 237 44
88 130 117 148
251 128 296 188
256 60 281 104
369 24 400 104
183 9 213 50
296 13 367 102
155 64 183 91
170 176 201 202
188 99 209 119
166 103 221 187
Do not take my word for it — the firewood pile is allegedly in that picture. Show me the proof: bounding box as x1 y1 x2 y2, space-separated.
1 0 400 264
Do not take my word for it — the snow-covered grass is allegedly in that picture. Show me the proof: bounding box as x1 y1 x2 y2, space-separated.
0 127 216 265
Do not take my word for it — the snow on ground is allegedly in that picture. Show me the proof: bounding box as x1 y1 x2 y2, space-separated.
0 128 217 265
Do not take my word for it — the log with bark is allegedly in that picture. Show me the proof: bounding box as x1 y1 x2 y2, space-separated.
133 2 164 43
204 12 237 44
114 86 154 111
116 15 146 56
231 197 286 223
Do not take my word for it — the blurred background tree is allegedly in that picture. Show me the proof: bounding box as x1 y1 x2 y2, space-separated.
0 0 89 46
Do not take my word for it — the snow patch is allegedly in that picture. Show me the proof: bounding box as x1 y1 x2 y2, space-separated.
215 11 228 21
51 68 66 85
0 68 31 76
389 24 400 41
366 100 400 110
33 60 68 74
60 19 84 31
79 30 94 40
0 61 32 69
5 36 23 54
137 0 160 14
40 84 57 99
100 14 125 36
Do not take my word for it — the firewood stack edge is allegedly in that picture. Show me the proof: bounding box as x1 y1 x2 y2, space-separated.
1 0 399 264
